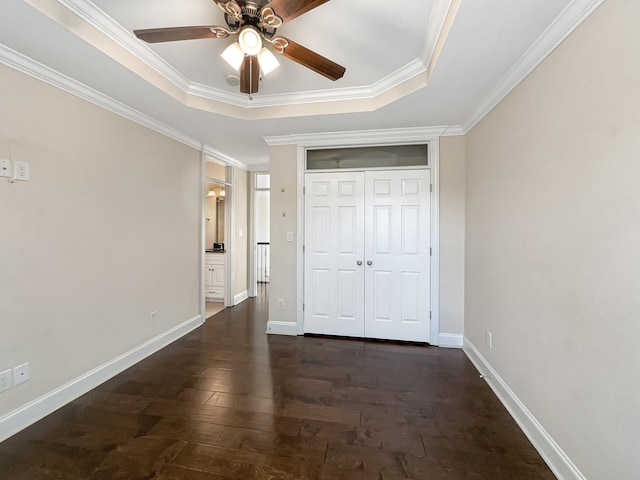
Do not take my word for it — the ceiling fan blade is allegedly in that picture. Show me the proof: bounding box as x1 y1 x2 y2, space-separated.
240 56 260 95
134 26 225 43
262 0 330 23
276 38 345 81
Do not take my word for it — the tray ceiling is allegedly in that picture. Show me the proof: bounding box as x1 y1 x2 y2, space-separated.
0 0 601 166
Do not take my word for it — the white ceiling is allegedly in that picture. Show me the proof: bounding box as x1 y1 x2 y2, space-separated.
0 0 598 167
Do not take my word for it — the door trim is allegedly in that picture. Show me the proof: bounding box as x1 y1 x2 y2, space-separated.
295 136 441 345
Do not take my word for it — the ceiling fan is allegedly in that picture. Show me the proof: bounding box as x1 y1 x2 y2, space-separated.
133 0 346 98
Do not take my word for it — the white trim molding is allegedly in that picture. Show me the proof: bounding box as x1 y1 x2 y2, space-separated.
266 321 298 336
438 333 463 348
463 338 587 480
0 315 203 444
462 0 606 133
0 44 247 170
234 290 249 306
265 126 461 148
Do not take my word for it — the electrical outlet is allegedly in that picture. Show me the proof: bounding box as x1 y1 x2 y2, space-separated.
13 161 29 181
278 299 285 310
0 369 11 392
0 159 11 178
149 311 157 325
13 363 30 386
486 331 493 349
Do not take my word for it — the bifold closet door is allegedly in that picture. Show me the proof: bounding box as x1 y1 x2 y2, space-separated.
304 172 366 337
304 169 431 342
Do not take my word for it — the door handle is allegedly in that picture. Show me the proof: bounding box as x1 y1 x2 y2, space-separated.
357 260 363 266
367 261 373 266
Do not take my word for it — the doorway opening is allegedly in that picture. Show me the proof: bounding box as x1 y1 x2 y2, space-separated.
204 160 231 320
253 173 270 298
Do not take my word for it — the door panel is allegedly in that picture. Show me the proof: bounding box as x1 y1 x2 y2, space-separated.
311 268 330 318
373 206 392 254
338 206 357 254
311 206 330 254
337 269 357 319
401 271 420 323
364 170 431 342
304 172 365 337
402 206 419 255
372 270 392 321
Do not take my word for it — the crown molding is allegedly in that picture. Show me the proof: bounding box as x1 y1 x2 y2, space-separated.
56 0 191 91
29 0 455 117
461 0 606 133
264 126 463 148
203 146 246 169
233 59 428 108
422 0 458 66
0 43 247 170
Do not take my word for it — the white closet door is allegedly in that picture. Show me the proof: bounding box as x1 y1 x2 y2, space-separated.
303 169 431 342
304 172 365 337
364 170 431 342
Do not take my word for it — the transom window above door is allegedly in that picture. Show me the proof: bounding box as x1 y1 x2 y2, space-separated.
306 144 428 170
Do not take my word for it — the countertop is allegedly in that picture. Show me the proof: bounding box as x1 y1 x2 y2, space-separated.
205 249 226 254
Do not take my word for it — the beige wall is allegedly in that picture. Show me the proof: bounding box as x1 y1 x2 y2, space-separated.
464 1 640 478
439 136 466 337
233 167 249 297
0 65 201 418
205 161 226 181
268 145 299 325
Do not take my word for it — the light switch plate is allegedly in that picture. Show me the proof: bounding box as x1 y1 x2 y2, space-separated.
13 161 29 181
0 159 11 178
0 369 11 392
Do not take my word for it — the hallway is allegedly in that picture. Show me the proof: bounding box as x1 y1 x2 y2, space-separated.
0 296 554 479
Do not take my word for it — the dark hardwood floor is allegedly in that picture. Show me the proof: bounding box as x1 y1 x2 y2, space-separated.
0 292 556 479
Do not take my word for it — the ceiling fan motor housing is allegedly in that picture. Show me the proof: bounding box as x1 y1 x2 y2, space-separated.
224 1 279 39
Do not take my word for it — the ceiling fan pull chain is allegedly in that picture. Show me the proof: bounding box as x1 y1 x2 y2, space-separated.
249 56 253 101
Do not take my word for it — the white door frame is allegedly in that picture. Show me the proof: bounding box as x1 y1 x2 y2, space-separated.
248 172 257 298
294 132 441 345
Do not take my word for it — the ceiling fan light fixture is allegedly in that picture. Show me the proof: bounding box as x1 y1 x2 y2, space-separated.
221 42 244 71
257 47 279 75
238 26 262 56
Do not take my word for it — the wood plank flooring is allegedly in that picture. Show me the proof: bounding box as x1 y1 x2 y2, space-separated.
0 294 556 479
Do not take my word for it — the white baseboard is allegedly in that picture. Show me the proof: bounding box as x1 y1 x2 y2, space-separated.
438 333 463 348
0 314 203 443
266 321 298 336
463 338 586 480
234 290 249 305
